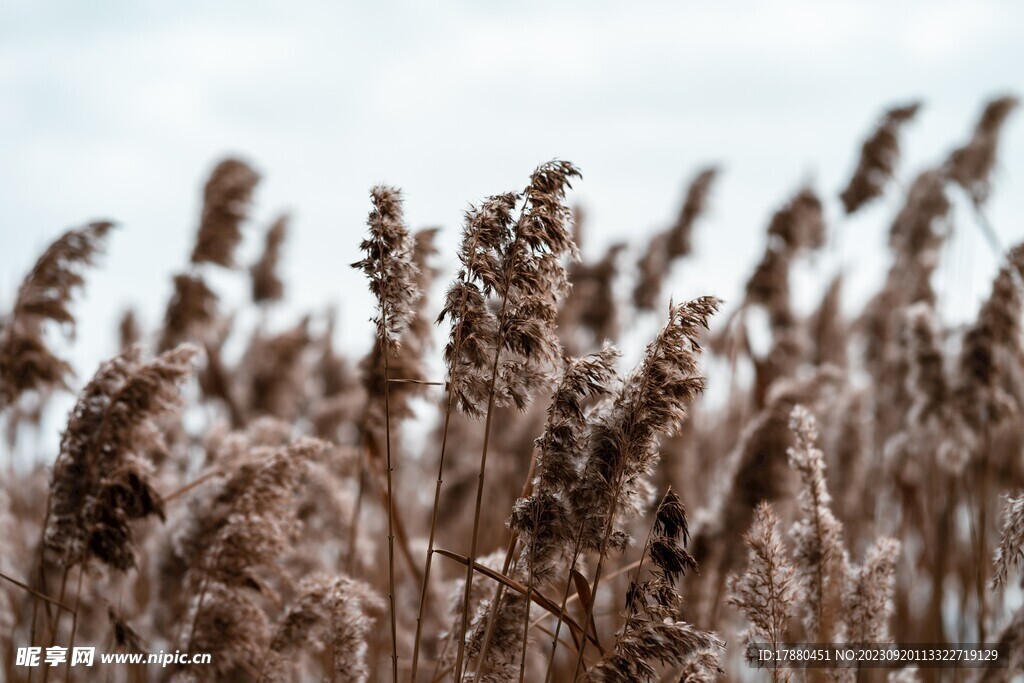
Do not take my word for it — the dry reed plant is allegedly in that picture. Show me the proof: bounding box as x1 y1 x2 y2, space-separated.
1 94 1023 683
727 502 798 683
0 222 113 411
250 215 288 305
840 102 922 215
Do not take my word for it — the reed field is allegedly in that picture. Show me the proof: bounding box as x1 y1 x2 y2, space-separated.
2 95 1024 683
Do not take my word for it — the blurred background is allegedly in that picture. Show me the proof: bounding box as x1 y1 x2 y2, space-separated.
2 0 1023 451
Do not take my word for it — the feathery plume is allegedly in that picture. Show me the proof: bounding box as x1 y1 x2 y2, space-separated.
159 273 219 352
810 274 847 368
440 160 579 417
258 574 383 683
179 582 269 681
633 232 671 314
250 214 288 304
182 437 326 678
157 418 292 629
845 537 900 644
767 187 826 254
840 102 922 214
452 160 581 677
351 186 421 350
242 318 312 420
904 303 948 427
787 405 849 642
471 348 614 683
569 298 719 680
329 576 385 683
190 158 260 267
745 245 793 328
571 298 720 554
667 167 718 259
358 227 437 435
947 95 1019 205
107 604 145 653
352 185 423 683
955 242 1024 434
510 346 620 585
727 502 798 683
676 650 725 683
438 193 515 417
858 168 952 446
625 489 698 618
633 168 717 311
481 348 619 679
118 309 140 352
0 221 113 408
993 493 1024 590
45 344 196 572
198 324 246 427
893 302 974 474
889 168 951 262
437 550 508 677
260 576 334 682
741 186 825 334
689 367 842 577
561 242 626 353
351 186 423 682
464 591 528 682
589 489 722 683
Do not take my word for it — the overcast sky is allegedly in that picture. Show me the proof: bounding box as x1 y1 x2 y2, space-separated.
2 1 1023 431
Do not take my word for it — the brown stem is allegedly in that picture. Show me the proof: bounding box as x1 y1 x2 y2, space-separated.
622 510 658 628
568 482 622 682
63 567 84 683
0 570 75 612
543 525 586 683
533 560 643 628
454 292 514 680
409 390 456 682
970 429 992 643
161 469 221 504
363 437 425 589
569 333 667 682
434 548 600 652
345 452 367 575
471 452 537 680
182 539 226 654
40 566 70 683
382 333 399 683
410 226 485 682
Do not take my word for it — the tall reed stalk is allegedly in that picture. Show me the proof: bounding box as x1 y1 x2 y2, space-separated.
448 162 580 679
352 186 420 683
569 297 719 680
